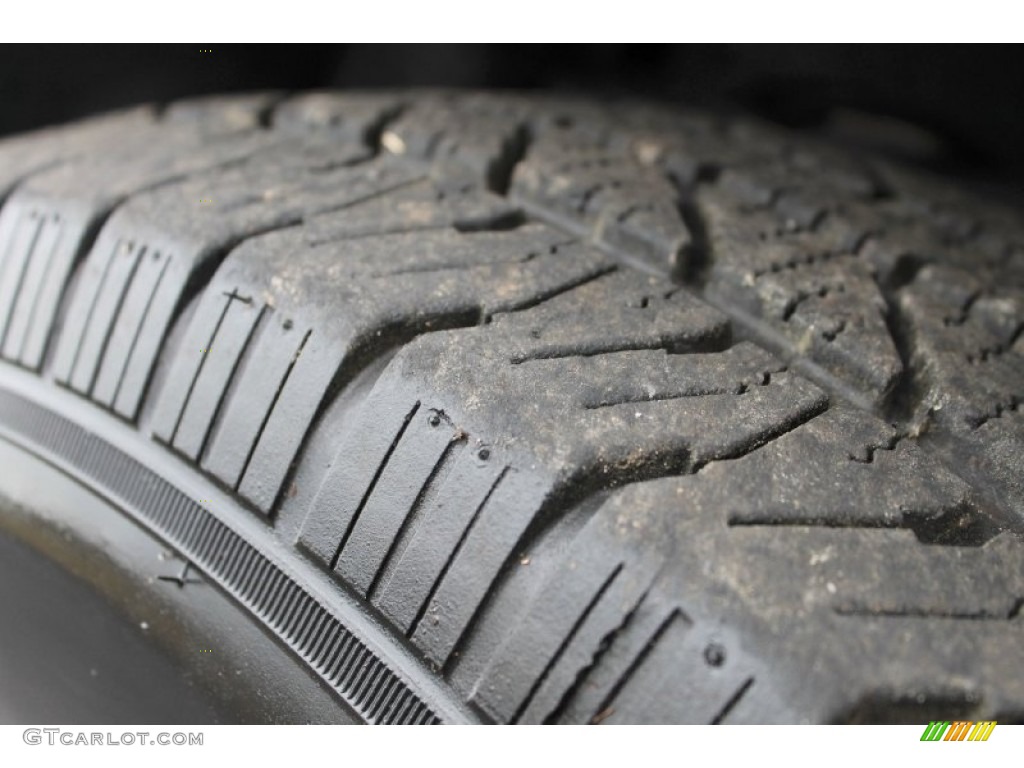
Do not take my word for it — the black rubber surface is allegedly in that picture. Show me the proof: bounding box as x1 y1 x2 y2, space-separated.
0 438 357 724
0 527 221 724
0 91 1021 724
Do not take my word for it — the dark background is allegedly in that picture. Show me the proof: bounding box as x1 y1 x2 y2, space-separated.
2 44 1022 200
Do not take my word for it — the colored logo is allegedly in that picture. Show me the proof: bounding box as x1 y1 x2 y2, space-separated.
920 721 997 741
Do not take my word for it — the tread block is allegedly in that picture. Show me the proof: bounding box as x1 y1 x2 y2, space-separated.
897 265 1024 522
597 611 756 724
0 105 157 201
110 246 195 419
496 271 730 361
153 222 615 515
373 454 506 634
0 209 65 363
398 312 827 476
411 468 551 667
299 398 423 563
274 92 404 142
335 411 463 597
301 179 521 244
19 126 277 214
162 92 281 133
6 129 282 384
511 138 693 273
171 297 265 461
598 466 1024 721
152 290 234 442
698 186 904 403
66 238 146 393
0 196 95 370
548 601 685 724
469 502 668 725
0 206 50 352
720 526 1024 622
286 268 825 674
900 265 1024 430
91 247 172 406
961 409 1024 524
235 332 337 512
701 406 978 533
470 557 628 722
201 314 310 488
310 310 824 673
55 153 426 420
380 96 529 190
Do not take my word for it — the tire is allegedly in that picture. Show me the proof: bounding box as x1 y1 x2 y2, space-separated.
0 90 1021 724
